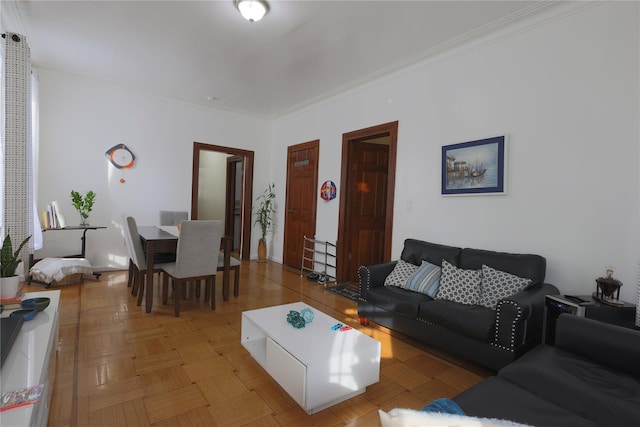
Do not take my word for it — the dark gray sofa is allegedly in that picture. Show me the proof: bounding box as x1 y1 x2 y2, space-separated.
455 314 640 426
358 239 558 371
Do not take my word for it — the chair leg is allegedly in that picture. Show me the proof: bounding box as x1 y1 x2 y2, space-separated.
127 259 134 288
131 266 139 296
210 277 216 310
136 270 146 306
175 280 181 317
195 280 201 300
233 266 239 297
162 275 169 305
204 279 211 302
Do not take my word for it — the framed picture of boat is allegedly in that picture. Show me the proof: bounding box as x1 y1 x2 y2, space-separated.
441 135 506 195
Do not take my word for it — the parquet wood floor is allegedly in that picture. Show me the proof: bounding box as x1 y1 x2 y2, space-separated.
23 261 489 426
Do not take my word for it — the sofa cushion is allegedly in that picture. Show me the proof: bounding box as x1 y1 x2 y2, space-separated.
367 286 432 318
454 377 598 427
498 345 640 426
459 248 546 285
479 265 532 310
418 300 495 342
384 259 418 288
401 260 441 297
401 239 462 267
436 260 482 305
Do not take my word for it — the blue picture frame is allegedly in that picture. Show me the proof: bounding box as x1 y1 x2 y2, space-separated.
441 135 506 195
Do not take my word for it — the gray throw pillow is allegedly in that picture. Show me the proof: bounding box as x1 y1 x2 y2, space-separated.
435 259 482 305
384 259 418 287
401 260 441 297
479 264 532 310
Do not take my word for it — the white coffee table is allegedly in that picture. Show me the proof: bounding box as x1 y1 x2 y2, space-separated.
241 302 381 414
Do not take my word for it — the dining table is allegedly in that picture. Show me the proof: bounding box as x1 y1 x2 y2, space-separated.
137 225 232 313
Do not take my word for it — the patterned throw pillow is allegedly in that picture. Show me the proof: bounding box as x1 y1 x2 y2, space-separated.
401 260 442 297
384 259 419 287
435 260 482 305
479 264 532 310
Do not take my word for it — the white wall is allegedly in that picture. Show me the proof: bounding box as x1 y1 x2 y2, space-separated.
271 2 640 303
35 70 271 269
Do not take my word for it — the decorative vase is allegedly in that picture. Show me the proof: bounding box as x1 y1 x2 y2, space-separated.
258 240 267 262
0 276 20 300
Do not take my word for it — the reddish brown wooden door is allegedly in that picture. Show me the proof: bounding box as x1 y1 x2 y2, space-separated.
225 156 243 255
345 142 389 283
283 140 319 269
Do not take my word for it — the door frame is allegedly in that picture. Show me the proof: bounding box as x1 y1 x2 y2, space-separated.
191 142 254 260
336 121 398 282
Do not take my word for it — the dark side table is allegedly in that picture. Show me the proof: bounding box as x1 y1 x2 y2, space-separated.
543 294 637 345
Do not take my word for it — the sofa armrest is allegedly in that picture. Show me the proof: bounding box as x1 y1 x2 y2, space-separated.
555 313 640 377
358 261 397 299
493 283 559 350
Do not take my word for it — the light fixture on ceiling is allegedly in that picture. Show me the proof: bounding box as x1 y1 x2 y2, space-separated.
235 0 269 23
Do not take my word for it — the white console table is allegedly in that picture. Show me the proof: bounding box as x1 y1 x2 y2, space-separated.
241 302 381 414
1 290 60 426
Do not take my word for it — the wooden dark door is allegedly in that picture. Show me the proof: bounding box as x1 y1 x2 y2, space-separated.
225 155 243 254
337 121 397 284
283 140 319 269
345 142 389 282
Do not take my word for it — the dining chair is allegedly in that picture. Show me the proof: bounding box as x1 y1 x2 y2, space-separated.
205 253 241 301
123 216 167 306
160 220 223 317
159 210 189 226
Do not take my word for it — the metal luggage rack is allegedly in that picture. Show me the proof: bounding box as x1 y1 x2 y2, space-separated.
300 236 336 285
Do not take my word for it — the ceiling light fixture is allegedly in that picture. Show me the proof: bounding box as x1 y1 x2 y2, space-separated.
235 0 269 23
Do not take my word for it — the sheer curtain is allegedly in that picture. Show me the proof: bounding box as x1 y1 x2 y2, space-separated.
1 31 42 279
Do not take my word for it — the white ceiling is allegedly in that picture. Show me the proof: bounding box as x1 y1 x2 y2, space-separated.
5 1 557 118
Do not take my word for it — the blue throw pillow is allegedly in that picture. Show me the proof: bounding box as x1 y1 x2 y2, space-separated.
401 260 441 297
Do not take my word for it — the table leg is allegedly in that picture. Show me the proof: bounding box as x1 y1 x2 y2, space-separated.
146 241 155 313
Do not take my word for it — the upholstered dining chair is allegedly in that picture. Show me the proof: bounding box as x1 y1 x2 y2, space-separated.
123 216 166 306
160 220 223 317
159 210 189 226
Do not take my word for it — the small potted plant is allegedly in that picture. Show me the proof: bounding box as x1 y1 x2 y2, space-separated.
254 183 275 262
71 190 96 226
0 233 31 300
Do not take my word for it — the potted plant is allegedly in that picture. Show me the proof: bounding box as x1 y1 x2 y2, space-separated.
1 233 31 300
254 183 275 262
71 190 96 226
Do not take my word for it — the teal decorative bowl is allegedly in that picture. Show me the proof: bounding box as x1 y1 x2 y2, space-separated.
21 297 50 312
10 308 38 321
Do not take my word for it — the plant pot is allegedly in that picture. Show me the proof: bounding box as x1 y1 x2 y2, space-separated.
0 276 20 300
257 240 267 262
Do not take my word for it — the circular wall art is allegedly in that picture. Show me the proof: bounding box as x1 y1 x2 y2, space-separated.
105 143 136 169
320 180 337 202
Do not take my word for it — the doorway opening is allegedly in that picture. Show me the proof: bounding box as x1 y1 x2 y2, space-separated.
336 121 398 283
191 142 254 260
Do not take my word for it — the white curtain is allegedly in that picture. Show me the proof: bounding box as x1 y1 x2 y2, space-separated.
1 31 41 277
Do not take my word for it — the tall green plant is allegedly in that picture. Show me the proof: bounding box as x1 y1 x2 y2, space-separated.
1 233 31 277
71 190 96 225
254 183 276 242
